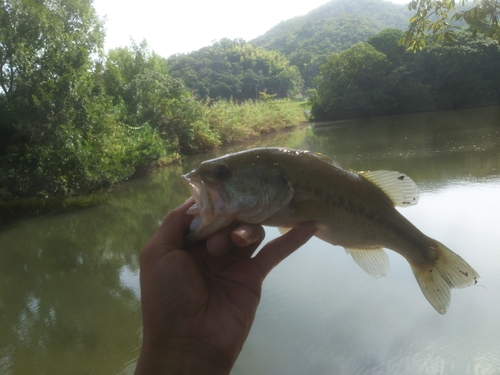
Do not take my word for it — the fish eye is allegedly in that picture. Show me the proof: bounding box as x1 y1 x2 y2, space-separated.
213 164 231 181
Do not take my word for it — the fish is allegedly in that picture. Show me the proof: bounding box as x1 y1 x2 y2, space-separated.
181 147 479 314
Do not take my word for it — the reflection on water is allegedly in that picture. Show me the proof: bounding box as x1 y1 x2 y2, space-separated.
236 181 500 375
1 106 500 375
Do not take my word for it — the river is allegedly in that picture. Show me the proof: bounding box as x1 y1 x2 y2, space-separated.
1 106 500 375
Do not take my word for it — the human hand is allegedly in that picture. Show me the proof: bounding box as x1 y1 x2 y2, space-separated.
134 198 316 375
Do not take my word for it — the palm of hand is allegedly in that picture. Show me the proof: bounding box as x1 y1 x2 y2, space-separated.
137 199 316 374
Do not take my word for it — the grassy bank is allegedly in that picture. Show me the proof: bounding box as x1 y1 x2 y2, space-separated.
192 99 307 150
0 99 306 214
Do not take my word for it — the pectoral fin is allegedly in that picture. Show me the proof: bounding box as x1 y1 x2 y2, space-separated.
278 222 319 235
278 227 291 235
345 247 390 279
313 228 390 279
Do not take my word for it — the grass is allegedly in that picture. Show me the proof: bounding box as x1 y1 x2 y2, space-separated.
196 99 307 147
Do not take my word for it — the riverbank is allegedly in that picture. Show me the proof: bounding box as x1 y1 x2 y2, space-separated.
190 99 308 152
0 99 307 224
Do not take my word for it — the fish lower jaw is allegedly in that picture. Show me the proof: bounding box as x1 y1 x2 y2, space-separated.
186 213 235 243
189 215 204 232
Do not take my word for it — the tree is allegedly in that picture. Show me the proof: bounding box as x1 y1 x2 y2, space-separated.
168 39 303 101
0 0 104 126
367 28 406 64
0 1 169 201
311 42 388 120
311 28 500 122
400 0 500 51
103 41 203 153
255 14 390 90
0 0 109 199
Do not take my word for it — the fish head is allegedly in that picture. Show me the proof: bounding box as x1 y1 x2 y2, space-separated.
181 150 294 242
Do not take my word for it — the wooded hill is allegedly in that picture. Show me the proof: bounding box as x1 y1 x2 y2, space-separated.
167 0 500 120
168 0 412 97
251 0 411 87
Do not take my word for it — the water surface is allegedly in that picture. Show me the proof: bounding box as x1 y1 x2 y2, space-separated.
1 106 500 375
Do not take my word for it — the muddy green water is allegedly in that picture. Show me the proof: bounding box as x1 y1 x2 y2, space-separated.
1 106 500 375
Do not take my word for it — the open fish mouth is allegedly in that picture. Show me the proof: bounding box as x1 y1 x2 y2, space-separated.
181 172 233 242
181 173 211 229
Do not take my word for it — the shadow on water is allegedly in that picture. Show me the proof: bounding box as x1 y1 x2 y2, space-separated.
0 194 110 230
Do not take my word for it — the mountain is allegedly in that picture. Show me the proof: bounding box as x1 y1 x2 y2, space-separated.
168 0 414 97
251 0 411 87
252 0 409 50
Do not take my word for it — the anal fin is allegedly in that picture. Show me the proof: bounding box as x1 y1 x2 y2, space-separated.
346 247 390 279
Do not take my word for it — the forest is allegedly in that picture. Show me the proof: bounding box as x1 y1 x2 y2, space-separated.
311 29 500 120
1 0 499 203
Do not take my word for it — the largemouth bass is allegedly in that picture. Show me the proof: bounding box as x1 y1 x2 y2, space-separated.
181 147 479 314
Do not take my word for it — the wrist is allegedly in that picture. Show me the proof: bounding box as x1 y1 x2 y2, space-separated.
134 339 234 375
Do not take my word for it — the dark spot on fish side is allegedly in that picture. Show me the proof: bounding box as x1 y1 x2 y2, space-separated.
429 269 433 273
459 270 469 277
398 175 405 180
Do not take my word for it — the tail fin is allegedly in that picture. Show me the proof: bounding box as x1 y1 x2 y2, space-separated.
411 241 480 314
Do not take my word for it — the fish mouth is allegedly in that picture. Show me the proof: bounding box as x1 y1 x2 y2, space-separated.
181 172 233 242
181 173 211 221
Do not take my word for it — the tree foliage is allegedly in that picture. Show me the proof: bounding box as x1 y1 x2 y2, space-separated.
267 15 387 89
401 0 500 51
0 1 196 201
253 0 410 50
167 39 303 101
0 0 119 200
103 41 203 153
311 29 500 121
252 0 413 89
0 1 307 202
311 42 389 120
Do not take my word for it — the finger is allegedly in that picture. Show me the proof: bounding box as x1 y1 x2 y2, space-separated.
231 224 265 248
206 224 265 257
142 197 195 259
254 227 317 278
229 225 266 258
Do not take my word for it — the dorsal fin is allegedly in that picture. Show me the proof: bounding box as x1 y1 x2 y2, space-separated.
360 170 419 207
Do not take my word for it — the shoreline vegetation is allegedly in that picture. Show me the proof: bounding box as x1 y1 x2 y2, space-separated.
0 99 307 224
2 0 500 220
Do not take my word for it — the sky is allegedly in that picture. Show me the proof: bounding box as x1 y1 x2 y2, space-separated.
92 0 410 59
